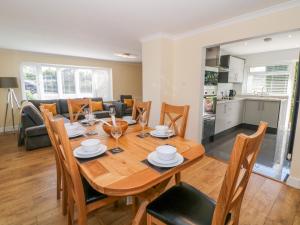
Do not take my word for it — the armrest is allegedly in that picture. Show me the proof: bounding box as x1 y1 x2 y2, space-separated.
25 125 48 137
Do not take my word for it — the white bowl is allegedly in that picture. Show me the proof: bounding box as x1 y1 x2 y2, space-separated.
81 139 100 152
156 145 177 161
155 125 169 135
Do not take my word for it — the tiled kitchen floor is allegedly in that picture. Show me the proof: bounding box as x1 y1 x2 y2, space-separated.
204 128 290 181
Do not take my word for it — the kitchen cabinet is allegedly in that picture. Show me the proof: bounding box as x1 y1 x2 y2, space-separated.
218 55 245 83
215 100 244 134
243 100 280 128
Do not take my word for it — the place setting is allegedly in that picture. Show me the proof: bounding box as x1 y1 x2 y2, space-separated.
149 125 175 139
64 122 87 139
122 115 137 125
73 138 108 163
142 144 185 173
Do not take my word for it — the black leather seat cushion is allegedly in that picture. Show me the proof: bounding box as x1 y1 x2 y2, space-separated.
147 182 216 225
82 176 107 204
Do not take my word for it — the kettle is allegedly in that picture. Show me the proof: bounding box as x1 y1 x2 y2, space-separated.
229 89 236 98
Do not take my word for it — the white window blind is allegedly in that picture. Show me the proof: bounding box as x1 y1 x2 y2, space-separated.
246 65 289 96
21 63 112 100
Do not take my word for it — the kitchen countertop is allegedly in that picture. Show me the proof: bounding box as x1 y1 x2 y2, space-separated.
217 96 287 104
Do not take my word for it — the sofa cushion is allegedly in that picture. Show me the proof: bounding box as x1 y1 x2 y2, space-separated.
25 125 48 137
59 99 69 114
120 95 132 103
29 99 61 114
91 101 103 112
93 111 110 119
40 103 58 115
22 102 44 126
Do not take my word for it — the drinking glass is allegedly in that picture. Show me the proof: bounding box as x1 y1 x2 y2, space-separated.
109 107 116 117
139 112 147 137
111 124 122 151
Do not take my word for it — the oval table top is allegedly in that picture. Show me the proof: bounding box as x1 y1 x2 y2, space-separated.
70 123 205 196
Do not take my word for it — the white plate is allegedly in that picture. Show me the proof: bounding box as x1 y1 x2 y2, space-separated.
68 128 86 138
147 152 184 167
149 151 179 164
73 144 107 158
150 130 175 138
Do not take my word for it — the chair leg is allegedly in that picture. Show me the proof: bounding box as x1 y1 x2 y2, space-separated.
147 213 153 225
67 197 74 225
62 179 68 215
56 169 61 200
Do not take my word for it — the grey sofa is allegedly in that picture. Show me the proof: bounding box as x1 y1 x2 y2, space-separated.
19 97 114 150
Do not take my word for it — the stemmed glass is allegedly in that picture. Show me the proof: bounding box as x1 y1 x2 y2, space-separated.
139 111 147 137
109 107 117 126
111 124 122 152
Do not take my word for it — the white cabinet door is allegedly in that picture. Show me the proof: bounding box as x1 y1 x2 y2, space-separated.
228 56 244 83
261 101 280 128
243 100 261 125
215 103 227 134
230 100 244 127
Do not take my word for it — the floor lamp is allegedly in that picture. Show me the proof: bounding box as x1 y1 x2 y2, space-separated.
0 77 20 133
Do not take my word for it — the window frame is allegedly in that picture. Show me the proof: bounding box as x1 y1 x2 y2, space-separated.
242 63 293 97
20 62 113 101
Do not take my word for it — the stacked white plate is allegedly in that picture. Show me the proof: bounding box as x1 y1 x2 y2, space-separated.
122 116 136 125
150 125 175 138
73 139 107 158
147 145 184 167
65 122 86 138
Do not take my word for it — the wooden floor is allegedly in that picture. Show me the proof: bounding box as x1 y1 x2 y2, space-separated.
1 134 300 225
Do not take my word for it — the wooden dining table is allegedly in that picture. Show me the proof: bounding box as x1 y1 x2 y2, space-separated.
70 122 205 224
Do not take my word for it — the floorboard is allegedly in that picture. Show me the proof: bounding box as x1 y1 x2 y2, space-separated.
0 134 299 225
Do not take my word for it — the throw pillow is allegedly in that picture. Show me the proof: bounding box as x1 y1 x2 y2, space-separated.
91 101 103 112
124 99 133 107
40 103 57 115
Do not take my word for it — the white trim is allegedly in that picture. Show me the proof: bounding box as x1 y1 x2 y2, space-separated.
140 0 300 42
287 175 300 189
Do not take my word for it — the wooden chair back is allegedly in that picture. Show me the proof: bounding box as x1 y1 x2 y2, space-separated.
67 98 90 122
48 117 89 222
159 102 190 138
212 122 268 225
40 108 63 193
132 100 152 125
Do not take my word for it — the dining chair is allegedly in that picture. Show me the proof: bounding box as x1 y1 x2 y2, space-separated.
48 117 120 225
67 98 90 123
132 100 152 125
146 122 268 225
159 102 190 138
40 106 67 215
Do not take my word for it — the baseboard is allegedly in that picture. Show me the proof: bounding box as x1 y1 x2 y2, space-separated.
0 126 18 133
287 176 300 189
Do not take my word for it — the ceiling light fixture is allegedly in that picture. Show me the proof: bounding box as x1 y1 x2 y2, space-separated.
114 52 137 59
264 37 272 42
288 34 292 38
244 42 248 46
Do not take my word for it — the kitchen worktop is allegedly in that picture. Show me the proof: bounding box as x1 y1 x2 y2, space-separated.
217 96 287 104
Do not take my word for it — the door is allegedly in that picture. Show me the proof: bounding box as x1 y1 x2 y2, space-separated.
261 101 280 128
243 100 261 125
215 103 227 134
288 59 300 158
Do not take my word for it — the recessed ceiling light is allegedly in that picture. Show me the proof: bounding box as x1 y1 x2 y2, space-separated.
288 34 292 38
244 42 248 46
264 37 272 42
114 52 137 59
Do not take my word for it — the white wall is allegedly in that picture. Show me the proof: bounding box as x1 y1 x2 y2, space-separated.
142 4 300 188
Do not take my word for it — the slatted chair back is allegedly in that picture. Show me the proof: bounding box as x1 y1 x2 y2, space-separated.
159 102 190 138
132 100 152 126
48 117 88 224
40 107 65 206
212 122 268 225
67 98 90 123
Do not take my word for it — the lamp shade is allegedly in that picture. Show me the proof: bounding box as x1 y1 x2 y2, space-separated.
0 77 18 88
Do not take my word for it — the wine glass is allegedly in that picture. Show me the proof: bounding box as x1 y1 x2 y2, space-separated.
111 124 122 152
109 107 116 117
139 111 147 137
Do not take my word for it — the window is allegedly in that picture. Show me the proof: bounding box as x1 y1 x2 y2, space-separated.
245 65 290 96
21 63 112 100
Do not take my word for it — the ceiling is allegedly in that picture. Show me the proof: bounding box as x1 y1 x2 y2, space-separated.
0 0 291 62
221 30 300 55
